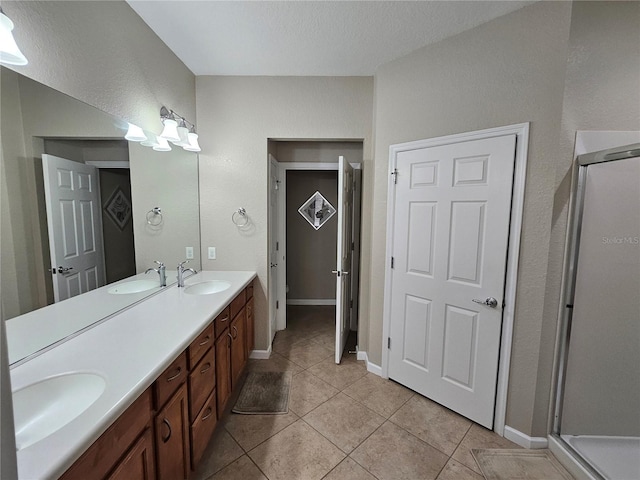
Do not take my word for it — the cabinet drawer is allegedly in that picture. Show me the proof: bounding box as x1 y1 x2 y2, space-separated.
188 323 214 370
155 351 187 410
188 347 215 422
246 283 254 300
190 390 217 469
213 307 230 340
229 290 246 321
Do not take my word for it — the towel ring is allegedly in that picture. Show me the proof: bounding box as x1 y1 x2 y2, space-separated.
146 207 163 226
232 208 248 227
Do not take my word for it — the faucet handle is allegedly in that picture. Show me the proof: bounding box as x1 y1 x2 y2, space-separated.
154 260 165 267
177 260 190 268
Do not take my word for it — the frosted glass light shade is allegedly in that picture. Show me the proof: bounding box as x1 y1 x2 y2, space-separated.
0 12 28 66
140 135 160 147
160 118 180 142
124 123 147 142
174 125 190 146
153 136 172 152
183 132 201 152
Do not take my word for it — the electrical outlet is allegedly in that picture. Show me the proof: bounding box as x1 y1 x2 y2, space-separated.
208 247 216 260
185 246 194 259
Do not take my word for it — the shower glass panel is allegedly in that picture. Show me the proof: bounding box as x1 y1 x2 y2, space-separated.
554 149 640 480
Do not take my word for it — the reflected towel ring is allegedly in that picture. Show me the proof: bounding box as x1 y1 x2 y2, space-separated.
146 207 163 226
232 208 248 227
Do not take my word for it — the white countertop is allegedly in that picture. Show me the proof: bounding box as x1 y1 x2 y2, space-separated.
10 270 256 480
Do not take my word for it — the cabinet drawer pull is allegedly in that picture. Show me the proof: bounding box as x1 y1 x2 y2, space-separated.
166 366 182 382
200 362 211 374
220 316 229 323
161 418 172 443
198 335 211 346
201 407 213 421
232 326 238 339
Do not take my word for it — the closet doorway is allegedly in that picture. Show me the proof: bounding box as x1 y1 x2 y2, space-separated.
268 140 363 364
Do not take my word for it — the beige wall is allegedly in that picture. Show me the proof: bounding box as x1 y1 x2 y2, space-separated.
196 76 374 351
275 141 364 164
286 170 338 301
371 2 573 437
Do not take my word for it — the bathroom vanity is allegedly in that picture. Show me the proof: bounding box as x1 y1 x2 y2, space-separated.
10 271 256 479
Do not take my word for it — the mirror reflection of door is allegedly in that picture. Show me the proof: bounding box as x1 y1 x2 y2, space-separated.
41 144 135 303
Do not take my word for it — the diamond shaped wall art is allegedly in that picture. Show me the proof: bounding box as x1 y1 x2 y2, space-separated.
298 191 336 230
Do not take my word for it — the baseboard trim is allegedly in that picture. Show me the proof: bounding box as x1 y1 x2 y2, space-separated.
286 299 336 306
249 347 271 360
504 425 548 449
355 350 383 377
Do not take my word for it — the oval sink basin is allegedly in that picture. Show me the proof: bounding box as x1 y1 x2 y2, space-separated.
108 279 160 294
13 373 106 451
184 280 231 295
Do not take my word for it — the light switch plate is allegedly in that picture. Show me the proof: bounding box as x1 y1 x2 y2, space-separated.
208 247 216 260
185 246 194 259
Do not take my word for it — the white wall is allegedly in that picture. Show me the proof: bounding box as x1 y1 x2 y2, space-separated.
195 76 374 350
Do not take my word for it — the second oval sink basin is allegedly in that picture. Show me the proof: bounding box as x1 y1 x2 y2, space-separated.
108 279 160 294
184 280 231 295
13 373 106 451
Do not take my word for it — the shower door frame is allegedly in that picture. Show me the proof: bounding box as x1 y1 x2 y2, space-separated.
551 141 640 479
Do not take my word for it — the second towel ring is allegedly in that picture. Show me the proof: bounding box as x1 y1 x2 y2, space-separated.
232 207 248 227
146 207 163 226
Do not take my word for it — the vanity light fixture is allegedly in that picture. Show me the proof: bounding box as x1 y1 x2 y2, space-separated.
159 106 181 143
140 135 160 148
160 106 202 152
124 123 147 142
0 7 28 66
183 128 201 152
175 118 190 147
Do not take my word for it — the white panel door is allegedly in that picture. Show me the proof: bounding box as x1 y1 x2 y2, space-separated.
268 154 280 345
42 154 106 302
388 135 516 428
335 156 354 363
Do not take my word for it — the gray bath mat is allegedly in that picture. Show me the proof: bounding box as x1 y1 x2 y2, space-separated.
232 371 292 414
472 449 574 480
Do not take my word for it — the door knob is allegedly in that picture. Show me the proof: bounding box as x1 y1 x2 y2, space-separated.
57 266 74 274
472 297 498 308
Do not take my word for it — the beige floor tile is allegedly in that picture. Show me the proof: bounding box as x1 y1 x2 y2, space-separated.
343 373 414 418
193 428 244 479
351 421 449 480
224 411 299 451
246 352 302 375
271 330 308 354
303 392 386 453
279 339 334 369
323 458 377 480
390 395 472 455
452 423 520 474
307 356 368 390
248 420 345 480
289 371 339 416
436 458 484 480
209 455 267 480
308 331 336 350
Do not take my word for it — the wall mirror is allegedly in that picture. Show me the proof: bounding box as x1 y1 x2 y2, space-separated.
1 67 201 365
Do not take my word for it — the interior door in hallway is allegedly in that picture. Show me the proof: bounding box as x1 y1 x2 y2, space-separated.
387 135 516 428
268 154 280 345
335 156 354 363
42 154 106 302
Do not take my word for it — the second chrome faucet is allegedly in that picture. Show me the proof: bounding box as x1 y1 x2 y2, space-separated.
177 260 197 287
145 260 167 287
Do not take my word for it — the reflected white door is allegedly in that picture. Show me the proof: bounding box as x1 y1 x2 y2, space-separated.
42 154 106 302
268 154 280 345
335 156 354 363
387 135 515 428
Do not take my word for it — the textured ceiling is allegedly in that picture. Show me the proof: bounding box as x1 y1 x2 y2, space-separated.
127 1 536 76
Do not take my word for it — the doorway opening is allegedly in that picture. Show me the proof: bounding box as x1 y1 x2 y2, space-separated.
268 140 363 365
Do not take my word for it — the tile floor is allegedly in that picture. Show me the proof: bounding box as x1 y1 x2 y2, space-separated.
193 306 521 480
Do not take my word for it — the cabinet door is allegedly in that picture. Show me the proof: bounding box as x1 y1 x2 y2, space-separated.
246 296 254 357
107 428 156 480
190 390 217 470
155 383 190 480
215 329 232 418
230 308 246 387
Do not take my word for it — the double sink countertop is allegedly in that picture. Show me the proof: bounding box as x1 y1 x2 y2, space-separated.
10 270 257 480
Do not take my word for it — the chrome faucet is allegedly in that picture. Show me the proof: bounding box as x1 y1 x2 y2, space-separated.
177 260 197 287
145 260 167 287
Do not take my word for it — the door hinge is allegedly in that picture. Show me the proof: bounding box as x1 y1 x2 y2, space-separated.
351 241 355 251
276 242 279 251
350 299 353 308
391 168 398 184
391 257 395 269
276 301 279 309
387 337 391 349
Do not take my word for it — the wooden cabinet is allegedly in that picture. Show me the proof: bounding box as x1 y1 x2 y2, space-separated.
246 296 254 356
154 352 187 410
106 428 156 480
61 389 154 480
190 390 217 468
155 383 190 480
215 330 232 418
230 308 246 387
